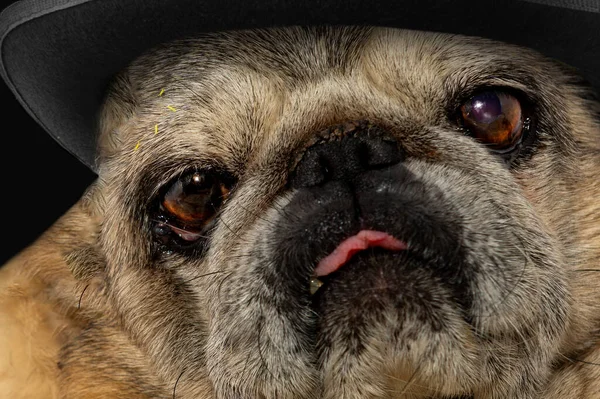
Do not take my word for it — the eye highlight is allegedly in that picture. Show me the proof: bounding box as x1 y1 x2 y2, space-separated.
459 91 527 153
162 172 228 224
152 170 235 250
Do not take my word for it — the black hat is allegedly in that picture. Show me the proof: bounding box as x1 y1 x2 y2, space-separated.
1 0 598 172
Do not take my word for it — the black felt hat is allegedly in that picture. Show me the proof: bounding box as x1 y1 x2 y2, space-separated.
0 0 598 172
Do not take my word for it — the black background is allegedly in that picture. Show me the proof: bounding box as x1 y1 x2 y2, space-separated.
0 0 96 264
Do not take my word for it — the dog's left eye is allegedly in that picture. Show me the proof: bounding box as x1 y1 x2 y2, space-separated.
459 90 528 154
152 170 234 248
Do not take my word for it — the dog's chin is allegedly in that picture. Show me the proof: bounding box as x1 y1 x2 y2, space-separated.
312 249 476 398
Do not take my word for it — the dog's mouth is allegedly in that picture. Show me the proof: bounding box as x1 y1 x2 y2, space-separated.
309 230 407 295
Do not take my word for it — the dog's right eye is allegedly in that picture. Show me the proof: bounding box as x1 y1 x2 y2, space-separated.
151 170 234 250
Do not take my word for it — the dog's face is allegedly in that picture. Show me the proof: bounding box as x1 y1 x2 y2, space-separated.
85 27 600 398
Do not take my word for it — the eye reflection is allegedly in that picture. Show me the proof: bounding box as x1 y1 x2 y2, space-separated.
152 170 234 246
460 91 524 152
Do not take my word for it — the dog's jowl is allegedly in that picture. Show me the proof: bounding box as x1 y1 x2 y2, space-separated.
1 27 600 399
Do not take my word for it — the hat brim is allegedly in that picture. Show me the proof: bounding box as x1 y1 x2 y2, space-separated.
1 0 599 172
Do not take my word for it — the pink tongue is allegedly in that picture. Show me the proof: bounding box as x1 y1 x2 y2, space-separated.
314 230 407 277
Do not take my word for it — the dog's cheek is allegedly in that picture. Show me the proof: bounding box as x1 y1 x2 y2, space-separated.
401 160 571 393
200 191 321 399
65 245 106 281
88 171 215 396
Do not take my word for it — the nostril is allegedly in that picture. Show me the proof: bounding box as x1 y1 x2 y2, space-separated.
362 138 403 168
355 142 371 168
320 157 332 181
290 149 328 188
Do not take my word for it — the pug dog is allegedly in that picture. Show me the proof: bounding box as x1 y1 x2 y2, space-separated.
1 26 599 399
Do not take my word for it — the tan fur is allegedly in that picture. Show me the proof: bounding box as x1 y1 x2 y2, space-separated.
1 27 600 398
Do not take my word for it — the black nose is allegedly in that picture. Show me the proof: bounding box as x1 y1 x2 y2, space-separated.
290 122 403 188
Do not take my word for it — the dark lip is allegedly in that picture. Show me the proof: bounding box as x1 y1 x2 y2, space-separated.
309 247 420 301
306 219 462 285
295 211 466 305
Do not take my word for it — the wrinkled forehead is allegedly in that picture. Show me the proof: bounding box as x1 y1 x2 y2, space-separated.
109 27 564 176
126 27 550 103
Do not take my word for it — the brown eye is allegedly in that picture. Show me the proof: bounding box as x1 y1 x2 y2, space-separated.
460 91 524 152
153 170 233 246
